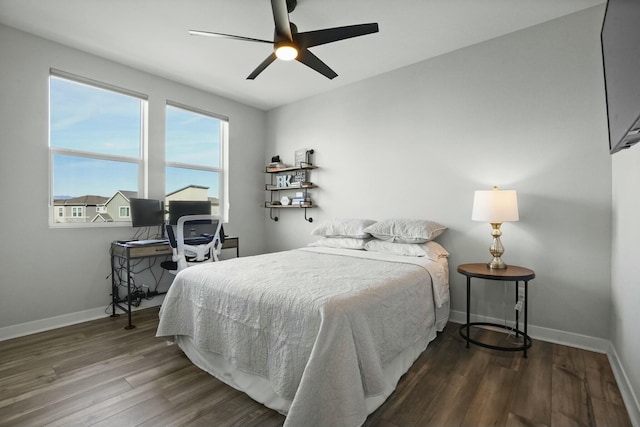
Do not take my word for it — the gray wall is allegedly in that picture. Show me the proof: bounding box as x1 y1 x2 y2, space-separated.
0 24 267 328
265 7 612 339
612 147 640 418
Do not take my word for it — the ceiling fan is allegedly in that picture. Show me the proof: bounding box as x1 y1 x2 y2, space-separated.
189 0 379 80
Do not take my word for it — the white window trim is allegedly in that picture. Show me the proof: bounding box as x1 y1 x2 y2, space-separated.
119 206 131 218
48 69 149 228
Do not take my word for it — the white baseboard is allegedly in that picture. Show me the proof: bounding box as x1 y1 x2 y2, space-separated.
607 344 640 427
450 309 640 426
0 296 164 342
449 309 610 353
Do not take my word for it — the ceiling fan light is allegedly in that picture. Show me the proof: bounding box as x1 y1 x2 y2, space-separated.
275 45 298 61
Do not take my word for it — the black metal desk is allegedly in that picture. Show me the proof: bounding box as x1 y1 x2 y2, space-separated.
110 236 239 329
457 263 535 357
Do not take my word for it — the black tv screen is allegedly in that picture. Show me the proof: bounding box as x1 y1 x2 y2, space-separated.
168 200 212 225
130 198 164 227
601 0 640 153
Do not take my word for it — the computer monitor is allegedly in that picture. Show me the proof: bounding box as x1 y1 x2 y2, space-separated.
130 198 164 228
168 200 212 225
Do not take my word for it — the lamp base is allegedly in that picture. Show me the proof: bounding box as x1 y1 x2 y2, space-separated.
487 222 507 269
487 257 507 269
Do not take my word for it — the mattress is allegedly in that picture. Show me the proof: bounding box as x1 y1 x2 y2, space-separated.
156 247 449 427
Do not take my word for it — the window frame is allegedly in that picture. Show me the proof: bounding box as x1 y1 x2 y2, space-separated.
71 206 84 218
165 101 229 221
48 69 149 228
119 206 131 218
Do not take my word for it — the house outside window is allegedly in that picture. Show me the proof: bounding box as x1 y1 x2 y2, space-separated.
49 70 147 227
165 102 228 220
57 207 64 218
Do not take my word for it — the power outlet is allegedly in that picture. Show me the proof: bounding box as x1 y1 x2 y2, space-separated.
517 285 525 302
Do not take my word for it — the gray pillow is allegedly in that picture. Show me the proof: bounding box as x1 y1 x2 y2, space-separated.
363 219 447 243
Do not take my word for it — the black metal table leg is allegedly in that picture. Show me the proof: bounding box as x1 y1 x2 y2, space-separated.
524 280 529 358
110 249 118 318
515 280 520 337
124 247 135 330
465 275 471 348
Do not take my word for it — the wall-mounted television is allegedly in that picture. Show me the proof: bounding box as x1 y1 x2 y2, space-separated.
168 200 212 225
601 0 640 154
130 198 164 228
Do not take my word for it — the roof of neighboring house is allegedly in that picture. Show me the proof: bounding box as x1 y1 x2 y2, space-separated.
53 195 109 206
104 190 138 206
91 213 114 222
165 185 209 198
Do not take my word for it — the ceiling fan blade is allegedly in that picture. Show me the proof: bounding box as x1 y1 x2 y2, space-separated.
295 23 379 48
271 0 293 41
247 52 278 80
189 30 272 44
296 49 338 79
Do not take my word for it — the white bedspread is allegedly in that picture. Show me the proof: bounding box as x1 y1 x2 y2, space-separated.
156 247 449 427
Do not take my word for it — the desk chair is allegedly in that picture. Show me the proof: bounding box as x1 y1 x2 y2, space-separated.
160 214 223 274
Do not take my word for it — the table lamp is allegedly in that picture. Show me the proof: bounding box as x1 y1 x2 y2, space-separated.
472 186 519 269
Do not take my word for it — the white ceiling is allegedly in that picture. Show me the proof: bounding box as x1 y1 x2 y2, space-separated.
0 0 604 111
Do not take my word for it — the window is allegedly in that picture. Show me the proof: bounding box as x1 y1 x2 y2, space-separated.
119 206 130 218
72 207 84 218
165 103 228 219
49 70 147 226
57 207 64 218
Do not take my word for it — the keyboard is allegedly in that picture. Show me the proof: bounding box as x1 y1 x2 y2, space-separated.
122 237 212 246
127 239 168 246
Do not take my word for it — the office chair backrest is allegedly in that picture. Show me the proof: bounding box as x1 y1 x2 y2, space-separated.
172 214 223 272
165 223 177 249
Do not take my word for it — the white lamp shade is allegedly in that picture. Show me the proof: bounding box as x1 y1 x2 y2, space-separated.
472 189 519 222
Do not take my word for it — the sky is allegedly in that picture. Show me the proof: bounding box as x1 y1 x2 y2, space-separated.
50 77 221 200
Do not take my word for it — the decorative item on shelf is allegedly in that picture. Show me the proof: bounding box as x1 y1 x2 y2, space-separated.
294 149 307 167
276 175 292 187
472 186 519 269
267 155 287 172
280 196 291 206
295 148 315 167
292 170 308 183
292 195 311 205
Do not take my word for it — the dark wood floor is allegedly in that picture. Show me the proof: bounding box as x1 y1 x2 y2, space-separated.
0 308 632 427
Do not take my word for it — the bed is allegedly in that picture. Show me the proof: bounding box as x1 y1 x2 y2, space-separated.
156 246 449 427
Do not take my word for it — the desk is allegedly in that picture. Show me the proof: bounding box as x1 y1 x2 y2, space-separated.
110 236 239 329
457 263 535 357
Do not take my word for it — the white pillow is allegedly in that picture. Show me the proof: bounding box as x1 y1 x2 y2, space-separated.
363 218 446 243
311 218 377 239
308 237 368 250
364 240 449 260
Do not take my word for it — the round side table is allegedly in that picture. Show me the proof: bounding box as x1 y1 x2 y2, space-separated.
457 263 535 357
